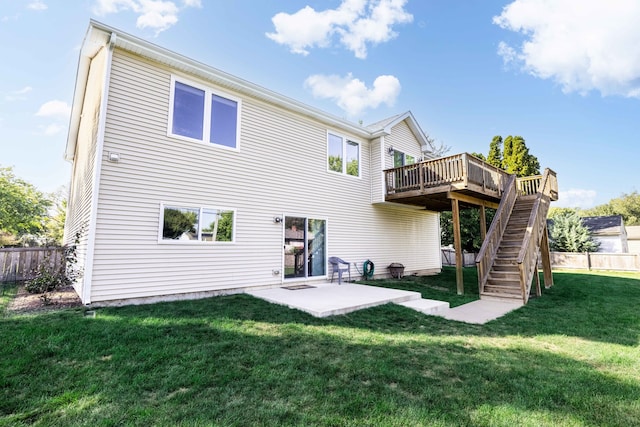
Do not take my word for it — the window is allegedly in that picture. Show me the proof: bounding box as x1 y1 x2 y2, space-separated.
169 77 240 149
160 205 234 243
327 133 359 177
393 150 416 167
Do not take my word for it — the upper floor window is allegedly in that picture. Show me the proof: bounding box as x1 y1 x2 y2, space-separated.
169 77 240 149
328 133 359 177
393 150 415 167
160 204 235 243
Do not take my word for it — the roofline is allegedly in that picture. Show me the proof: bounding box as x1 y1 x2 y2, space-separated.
369 111 435 158
66 20 382 161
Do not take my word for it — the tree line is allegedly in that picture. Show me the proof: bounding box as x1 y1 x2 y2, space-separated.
0 165 65 247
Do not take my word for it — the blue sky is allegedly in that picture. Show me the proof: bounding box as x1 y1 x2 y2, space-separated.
1 0 639 208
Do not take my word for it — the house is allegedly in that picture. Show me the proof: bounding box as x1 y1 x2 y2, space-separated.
65 21 558 307
581 215 628 253
627 226 640 254
64 21 443 306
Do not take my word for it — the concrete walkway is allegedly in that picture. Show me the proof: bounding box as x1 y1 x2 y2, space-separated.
247 283 523 324
436 299 524 324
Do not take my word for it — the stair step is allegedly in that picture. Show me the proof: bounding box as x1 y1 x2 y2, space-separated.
494 256 518 263
487 277 520 286
483 289 522 298
498 248 520 254
485 285 521 295
491 264 518 271
489 271 520 280
480 292 523 301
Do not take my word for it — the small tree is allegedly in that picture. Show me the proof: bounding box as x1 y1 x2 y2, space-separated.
549 211 600 252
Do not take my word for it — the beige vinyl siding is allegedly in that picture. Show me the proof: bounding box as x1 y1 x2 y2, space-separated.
88 49 440 302
384 120 422 170
370 137 385 204
64 47 107 299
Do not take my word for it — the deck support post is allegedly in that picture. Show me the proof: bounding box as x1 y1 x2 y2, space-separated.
451 198 464 295
479 205 487 242
540 224 553 288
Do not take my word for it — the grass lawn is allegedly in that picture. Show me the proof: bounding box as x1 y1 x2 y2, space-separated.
1 268 640 426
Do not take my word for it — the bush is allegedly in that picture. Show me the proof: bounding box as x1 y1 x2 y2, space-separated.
25 234 80 298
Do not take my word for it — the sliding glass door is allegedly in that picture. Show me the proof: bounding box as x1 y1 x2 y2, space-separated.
284 217 326 279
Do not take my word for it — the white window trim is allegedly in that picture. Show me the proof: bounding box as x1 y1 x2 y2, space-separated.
158 202 236 244
167 75 242 151
282 214 329 282
326 131 361 178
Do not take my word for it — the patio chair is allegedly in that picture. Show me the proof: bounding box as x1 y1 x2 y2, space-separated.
328 257 351 284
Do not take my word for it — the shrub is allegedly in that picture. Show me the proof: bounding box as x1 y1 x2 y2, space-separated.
25 234 81 299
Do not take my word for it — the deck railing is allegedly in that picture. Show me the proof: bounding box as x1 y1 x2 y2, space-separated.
517 173 559 200
385 153 510 198
475 174 518 294
516 168 556 303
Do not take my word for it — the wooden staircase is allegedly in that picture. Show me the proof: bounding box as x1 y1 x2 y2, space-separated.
476 169 558 304
483 196 536 300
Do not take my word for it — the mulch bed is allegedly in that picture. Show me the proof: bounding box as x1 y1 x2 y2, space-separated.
5 284 83 314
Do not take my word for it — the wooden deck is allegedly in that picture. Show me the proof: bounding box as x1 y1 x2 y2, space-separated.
384 153 558 210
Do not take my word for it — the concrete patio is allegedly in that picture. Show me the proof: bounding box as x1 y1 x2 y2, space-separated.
246 282 523 324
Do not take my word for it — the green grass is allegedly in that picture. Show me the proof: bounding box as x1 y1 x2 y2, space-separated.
1 268 640 426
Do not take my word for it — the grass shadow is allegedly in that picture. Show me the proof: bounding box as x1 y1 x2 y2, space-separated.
1 303 639 426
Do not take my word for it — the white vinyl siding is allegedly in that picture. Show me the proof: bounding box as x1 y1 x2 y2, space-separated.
84 49 441 303
64 47 108 300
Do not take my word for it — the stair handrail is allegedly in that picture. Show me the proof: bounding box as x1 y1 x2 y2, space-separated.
475 173 518 294
516 168 556 302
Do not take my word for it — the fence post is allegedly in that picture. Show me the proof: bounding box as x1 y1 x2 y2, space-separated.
586 252 592 270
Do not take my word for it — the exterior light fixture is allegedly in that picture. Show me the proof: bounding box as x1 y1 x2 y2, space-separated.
387 146 394 156
273 216 283 223
107 152 120 163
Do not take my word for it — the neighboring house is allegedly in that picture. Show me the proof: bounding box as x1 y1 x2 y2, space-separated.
626 226 640 254
64 21 442 306
581 215 629 253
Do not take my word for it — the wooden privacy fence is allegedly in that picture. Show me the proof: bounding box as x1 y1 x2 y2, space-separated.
0 247 64 283
550 252 640 272
445 250 640 272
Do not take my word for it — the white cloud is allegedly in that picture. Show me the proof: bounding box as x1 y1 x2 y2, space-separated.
135 0 179 32
92 0 198 34
35 100 71 119
304 73 401 117
5 86 33 101
27 1 48 11
556 189 597 209
494 0 640 98
267 0 413 59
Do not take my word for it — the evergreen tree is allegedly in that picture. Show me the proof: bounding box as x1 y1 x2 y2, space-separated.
486 136 503 168
549 211 600 252
502 136 540 177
